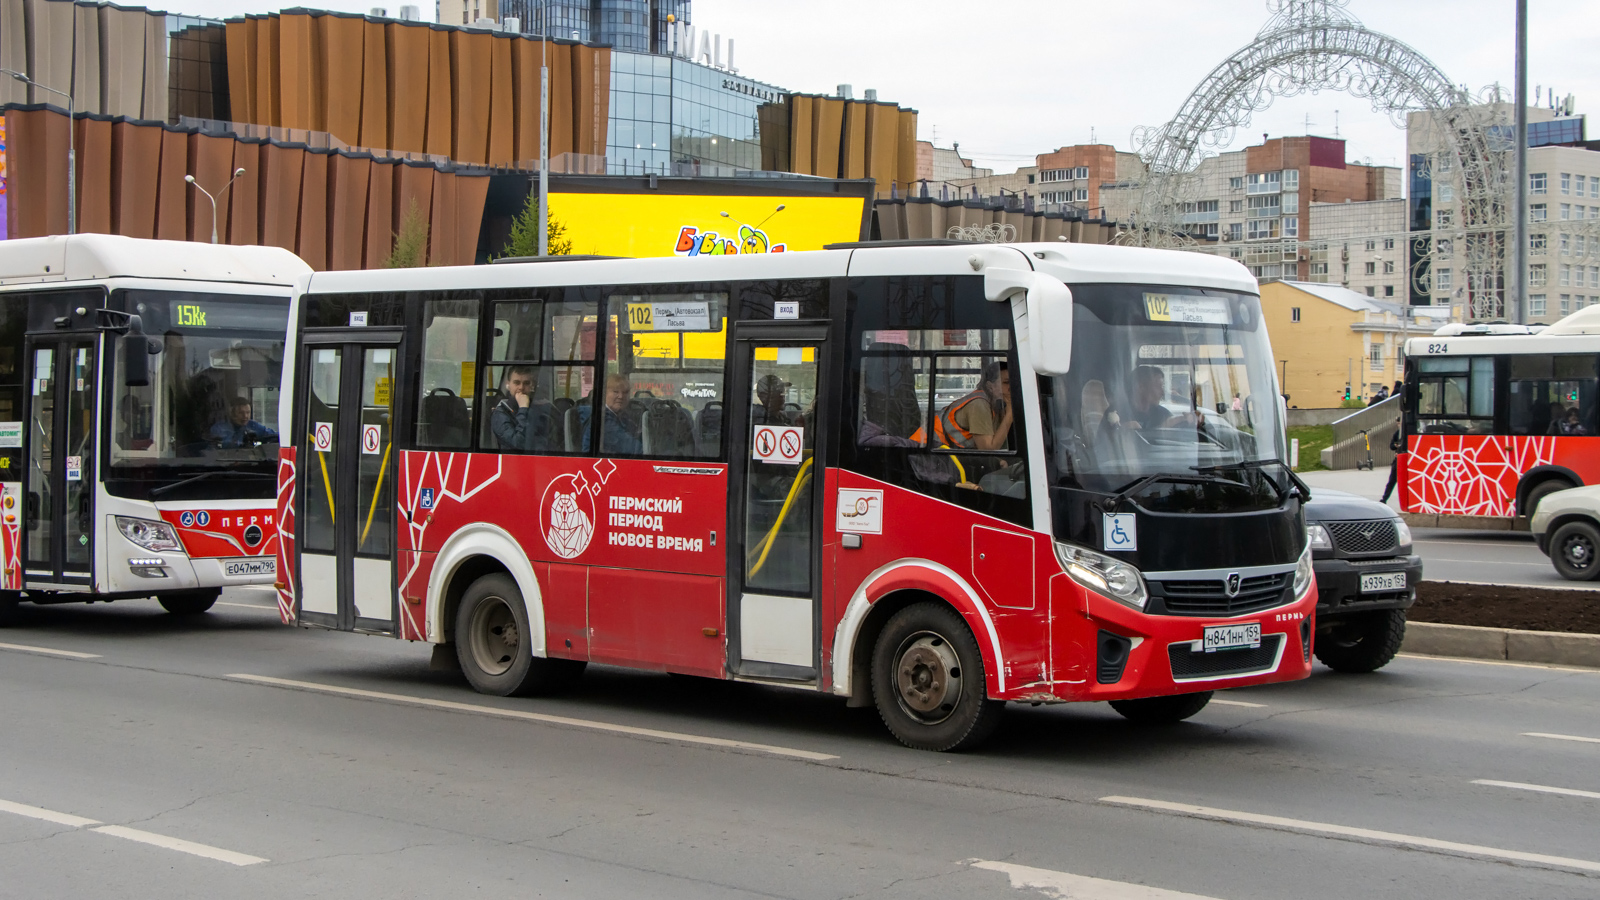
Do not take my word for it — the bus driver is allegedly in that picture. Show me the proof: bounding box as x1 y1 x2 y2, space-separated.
210 396 278 449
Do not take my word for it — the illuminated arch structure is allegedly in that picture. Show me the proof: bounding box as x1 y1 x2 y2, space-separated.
1123 0 1516 320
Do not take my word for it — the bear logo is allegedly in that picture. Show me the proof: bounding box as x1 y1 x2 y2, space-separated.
540 473 595 559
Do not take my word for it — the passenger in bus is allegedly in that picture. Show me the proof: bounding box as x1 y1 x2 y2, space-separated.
579 373 643 454
209 396 277 449
912 361 1014 452
491 366 552 451
1544 401 1571 435
1556 407 1588 435
754 374 792 426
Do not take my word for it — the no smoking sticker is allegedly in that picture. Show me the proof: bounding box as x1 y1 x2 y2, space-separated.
362 424 383 455
752 425 804 465
313 422 334 452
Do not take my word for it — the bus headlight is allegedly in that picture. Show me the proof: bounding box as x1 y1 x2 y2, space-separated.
116 516 182 552
1055 542 1148 611
1292 543 1314 600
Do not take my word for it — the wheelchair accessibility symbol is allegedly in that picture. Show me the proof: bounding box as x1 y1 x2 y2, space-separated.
1102 513 1137 552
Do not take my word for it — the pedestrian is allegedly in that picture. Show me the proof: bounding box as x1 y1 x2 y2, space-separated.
1380 419 1404 504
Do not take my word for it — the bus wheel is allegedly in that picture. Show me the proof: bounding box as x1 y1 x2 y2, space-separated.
1524 478 1574 517
158 590 219 615
1315 609 1407 672
1551 521 1600 581
455 573 584 697
0 593 18 627
871 602 1003 752
1109 691 1213 724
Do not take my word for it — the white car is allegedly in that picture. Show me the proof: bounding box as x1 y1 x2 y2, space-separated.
1530 484 1600 581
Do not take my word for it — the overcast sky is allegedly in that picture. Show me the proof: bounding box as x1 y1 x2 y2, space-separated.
177 0 1596 176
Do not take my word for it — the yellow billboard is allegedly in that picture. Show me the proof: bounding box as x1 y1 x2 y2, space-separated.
547 192 866 258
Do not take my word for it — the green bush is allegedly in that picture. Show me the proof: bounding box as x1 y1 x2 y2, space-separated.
1287 424 1334 472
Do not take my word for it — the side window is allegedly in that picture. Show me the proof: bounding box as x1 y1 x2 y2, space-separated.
1415 356 1494 435
480 292 599 454
415 297 480 450
1508 353 1598 436
600 289 729 458
843 276 1028 526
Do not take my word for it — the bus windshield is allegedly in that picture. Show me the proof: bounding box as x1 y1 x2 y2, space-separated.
107 290 289 501
1041 284 1288 505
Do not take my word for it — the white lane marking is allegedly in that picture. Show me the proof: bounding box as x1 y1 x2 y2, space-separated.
227 673 840 761
1414 539 1535 548
215 602 276 610
0 797 266 865
91 825 267 866
1101 795 1600 874
1396 654 1597 674
1210 698 1266 708
1474 779 1600 800
1524 732 1600 745
0 798 102 828
0 641 101 659
968 859 1224 899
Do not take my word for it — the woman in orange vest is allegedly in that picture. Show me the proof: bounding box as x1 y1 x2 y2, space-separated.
913 361 1014 451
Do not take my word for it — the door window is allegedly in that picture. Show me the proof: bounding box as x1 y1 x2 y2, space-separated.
63 343 94 568
26 347 54 568
302 347 342 554
743 345 818 594
1415 356 1495 434
357 348 394 556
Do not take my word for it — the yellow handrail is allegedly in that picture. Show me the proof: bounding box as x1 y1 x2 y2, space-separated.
747 456 813 577
313 432 335 524
359 437 392 549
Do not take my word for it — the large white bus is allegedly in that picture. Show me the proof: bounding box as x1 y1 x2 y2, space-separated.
0 235 309 624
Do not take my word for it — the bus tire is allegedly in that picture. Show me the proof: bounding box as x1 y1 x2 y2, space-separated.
870 601 1003 752
157 590 219 615
455 573 584 697
1315 609 1407 672
1109 691 1213 724
1550 521 1600 581
0 593 18 627
1523 478 1574 517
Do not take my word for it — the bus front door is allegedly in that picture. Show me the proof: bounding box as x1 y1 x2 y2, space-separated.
23 335 97 589
727 325 829 682
296 335 401 633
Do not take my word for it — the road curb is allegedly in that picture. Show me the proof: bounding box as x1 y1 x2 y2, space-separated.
1403 621 1600 668
1402 512 1530 532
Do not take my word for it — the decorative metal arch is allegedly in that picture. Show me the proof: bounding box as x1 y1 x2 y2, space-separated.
1122 0 1516 320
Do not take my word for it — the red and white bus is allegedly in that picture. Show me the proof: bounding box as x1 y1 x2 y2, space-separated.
0 235 308 625
277 241 1315 750
1401 309 1600 522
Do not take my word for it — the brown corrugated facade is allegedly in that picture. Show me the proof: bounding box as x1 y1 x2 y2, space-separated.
223 10 611 166
4 106 488 268
760 94 921 198
0 0 169 121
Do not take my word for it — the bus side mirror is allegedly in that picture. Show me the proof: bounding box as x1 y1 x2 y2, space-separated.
985 268 1073 376
120 315 158 387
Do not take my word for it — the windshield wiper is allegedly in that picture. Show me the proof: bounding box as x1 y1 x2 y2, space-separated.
1191 458 1311 502
1101 471 1251 512
148 469 274 499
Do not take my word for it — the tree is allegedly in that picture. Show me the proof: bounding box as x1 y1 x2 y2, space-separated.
500 190 572 259
384 198 430 268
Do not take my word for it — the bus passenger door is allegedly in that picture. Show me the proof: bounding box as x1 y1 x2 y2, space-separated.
727 326 829 682
296 335 401 633
22 335 97 589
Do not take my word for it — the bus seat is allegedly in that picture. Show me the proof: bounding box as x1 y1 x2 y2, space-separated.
696 401 724 453
1080 380 1108 446
419 388 470 447
550 397 574 448
860 342 922 440
563 406 581 452
643 399 695 455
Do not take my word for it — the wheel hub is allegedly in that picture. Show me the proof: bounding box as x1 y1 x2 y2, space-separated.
895 632 962 723
1564 535 1593 568
470 597 520 677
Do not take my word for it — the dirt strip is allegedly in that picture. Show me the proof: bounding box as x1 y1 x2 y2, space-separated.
1410 581 1600 634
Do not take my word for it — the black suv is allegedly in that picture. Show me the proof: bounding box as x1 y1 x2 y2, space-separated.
1305 489 1424 672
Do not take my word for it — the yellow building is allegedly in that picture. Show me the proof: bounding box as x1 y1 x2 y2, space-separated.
1260 281 1451 407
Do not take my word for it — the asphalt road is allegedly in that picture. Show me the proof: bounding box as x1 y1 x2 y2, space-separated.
2 589 1600 899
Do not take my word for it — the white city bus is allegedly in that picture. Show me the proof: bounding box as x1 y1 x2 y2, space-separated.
0 235 310 624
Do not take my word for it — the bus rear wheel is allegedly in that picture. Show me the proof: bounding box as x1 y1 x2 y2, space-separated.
1523 478 1574 517
0 592 18 627
455 573 584 697
871 602 1003 752
158 590 219 615
1109 692 1213 724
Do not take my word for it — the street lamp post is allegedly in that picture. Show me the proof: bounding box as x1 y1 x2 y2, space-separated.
185 168 247 244
2 68 74 235
538 1 550 257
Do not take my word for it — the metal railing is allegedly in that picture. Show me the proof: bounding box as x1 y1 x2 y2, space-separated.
1324 394 1402 470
